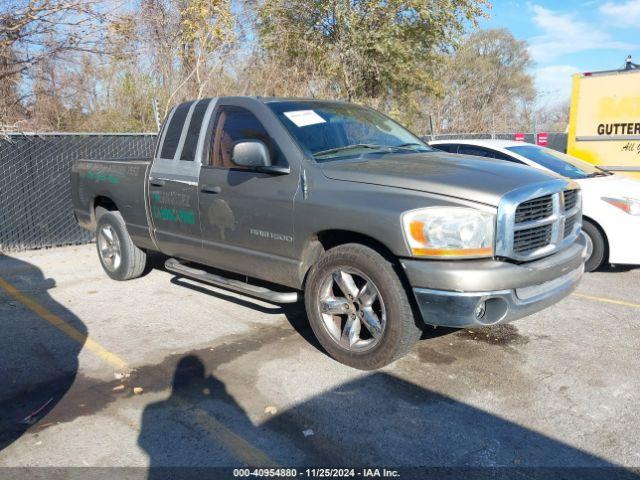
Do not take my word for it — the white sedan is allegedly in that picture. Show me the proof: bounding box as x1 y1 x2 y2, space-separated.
430 139 640 272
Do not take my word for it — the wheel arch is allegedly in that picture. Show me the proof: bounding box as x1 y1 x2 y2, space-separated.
582 215 609 262
91 196 120 228
298 229 401 288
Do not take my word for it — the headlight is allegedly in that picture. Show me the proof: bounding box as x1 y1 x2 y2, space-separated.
602 197 640 215
402 207 495 258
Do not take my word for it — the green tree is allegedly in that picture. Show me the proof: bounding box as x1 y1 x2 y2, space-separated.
257 0 489 126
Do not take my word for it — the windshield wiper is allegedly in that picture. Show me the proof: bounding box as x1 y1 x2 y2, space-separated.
394 143 429 150
313 144 384 157
383 143 430 153
313 142 429 158
587 170 611 177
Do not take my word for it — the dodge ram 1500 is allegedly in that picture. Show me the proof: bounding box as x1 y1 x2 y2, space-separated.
71 96 589 369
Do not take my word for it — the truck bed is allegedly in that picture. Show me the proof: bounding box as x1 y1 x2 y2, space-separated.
70 158 155 250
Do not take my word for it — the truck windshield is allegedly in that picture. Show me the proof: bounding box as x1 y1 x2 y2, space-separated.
268 101 431 161
506 145 610 179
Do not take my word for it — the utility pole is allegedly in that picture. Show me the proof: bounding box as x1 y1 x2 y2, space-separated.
491 114 495 140
429 114 435 141
151 98 161 132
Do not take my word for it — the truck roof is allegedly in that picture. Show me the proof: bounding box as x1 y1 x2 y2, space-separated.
174 96 358 106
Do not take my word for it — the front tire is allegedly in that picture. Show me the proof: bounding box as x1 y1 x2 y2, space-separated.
96 211 147 281
304 244 422 370
582 220 607 272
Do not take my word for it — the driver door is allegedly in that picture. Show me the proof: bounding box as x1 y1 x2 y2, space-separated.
197 103 299 284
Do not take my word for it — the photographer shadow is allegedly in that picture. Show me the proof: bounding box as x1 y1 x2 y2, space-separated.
138 353 638 480
0 254 86 452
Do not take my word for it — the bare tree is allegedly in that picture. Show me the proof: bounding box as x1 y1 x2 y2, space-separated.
0 0 110 80
428 29 535 134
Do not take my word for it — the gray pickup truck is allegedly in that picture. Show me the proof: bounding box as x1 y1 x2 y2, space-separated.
71 96 588 369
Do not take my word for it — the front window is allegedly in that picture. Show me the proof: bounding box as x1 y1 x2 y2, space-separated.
268 101 431 161
506 145 609 179
209 106 274 168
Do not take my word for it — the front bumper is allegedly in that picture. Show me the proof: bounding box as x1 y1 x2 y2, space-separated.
402 234 589 328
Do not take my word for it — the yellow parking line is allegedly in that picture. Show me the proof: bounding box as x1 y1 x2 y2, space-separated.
0 275 278 466
0 276 128 370
572 292 640 309
186 400 280 467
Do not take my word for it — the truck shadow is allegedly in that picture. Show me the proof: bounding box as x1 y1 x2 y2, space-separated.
0 254 85 452
138 354 638 479
166 262 455 357
168 276 322 350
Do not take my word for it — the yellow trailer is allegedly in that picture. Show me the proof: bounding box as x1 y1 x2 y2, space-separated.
567 65 640 180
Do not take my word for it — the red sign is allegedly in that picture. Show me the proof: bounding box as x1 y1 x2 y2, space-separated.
514 133 525 142
537 132 548 146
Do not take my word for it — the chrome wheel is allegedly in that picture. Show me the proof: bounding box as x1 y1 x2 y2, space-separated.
318 269 386 351
98 224 121 272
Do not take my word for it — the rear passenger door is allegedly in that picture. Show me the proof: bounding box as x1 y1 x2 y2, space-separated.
149 99 215 260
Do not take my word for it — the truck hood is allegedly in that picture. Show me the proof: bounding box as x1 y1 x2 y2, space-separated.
319 152 560 206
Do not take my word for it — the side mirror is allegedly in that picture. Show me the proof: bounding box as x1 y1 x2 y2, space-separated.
231 140 271 168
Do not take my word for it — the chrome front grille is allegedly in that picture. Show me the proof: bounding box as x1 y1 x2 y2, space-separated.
515 195 554 223
563 215 578 239
496 180 582 262
513 224 553 254
563 189 578 211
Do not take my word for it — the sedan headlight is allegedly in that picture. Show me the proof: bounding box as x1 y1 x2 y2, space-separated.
402 207 495 258
602 197 640 216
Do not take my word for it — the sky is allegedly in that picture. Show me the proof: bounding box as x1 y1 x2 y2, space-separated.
480 0 640 106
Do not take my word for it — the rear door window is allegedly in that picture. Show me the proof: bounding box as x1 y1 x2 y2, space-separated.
160 102 192 160
490 150 524 163
180 99 210 161
433 144 458 153
458 145 494 157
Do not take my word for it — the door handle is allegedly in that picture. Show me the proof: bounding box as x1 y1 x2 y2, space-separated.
201 185 221 194
150 178 165 187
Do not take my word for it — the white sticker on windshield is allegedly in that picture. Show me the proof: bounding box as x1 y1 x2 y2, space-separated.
283 110 326 127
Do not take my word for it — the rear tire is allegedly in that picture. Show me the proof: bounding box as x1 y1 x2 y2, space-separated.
582 219 607 272
304 243 422 370
96 211 147 281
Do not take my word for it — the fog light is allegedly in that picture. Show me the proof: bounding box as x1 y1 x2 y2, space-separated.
475 301 486 320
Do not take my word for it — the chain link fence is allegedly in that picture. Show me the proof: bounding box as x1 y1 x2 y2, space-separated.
0 133 156 253
0 131 568 253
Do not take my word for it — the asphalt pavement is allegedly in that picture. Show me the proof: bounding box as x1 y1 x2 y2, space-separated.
0 245 639 478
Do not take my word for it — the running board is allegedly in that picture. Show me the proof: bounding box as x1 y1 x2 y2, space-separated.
164 258 300 304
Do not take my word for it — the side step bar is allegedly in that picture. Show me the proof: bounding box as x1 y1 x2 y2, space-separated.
164 258 300 304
